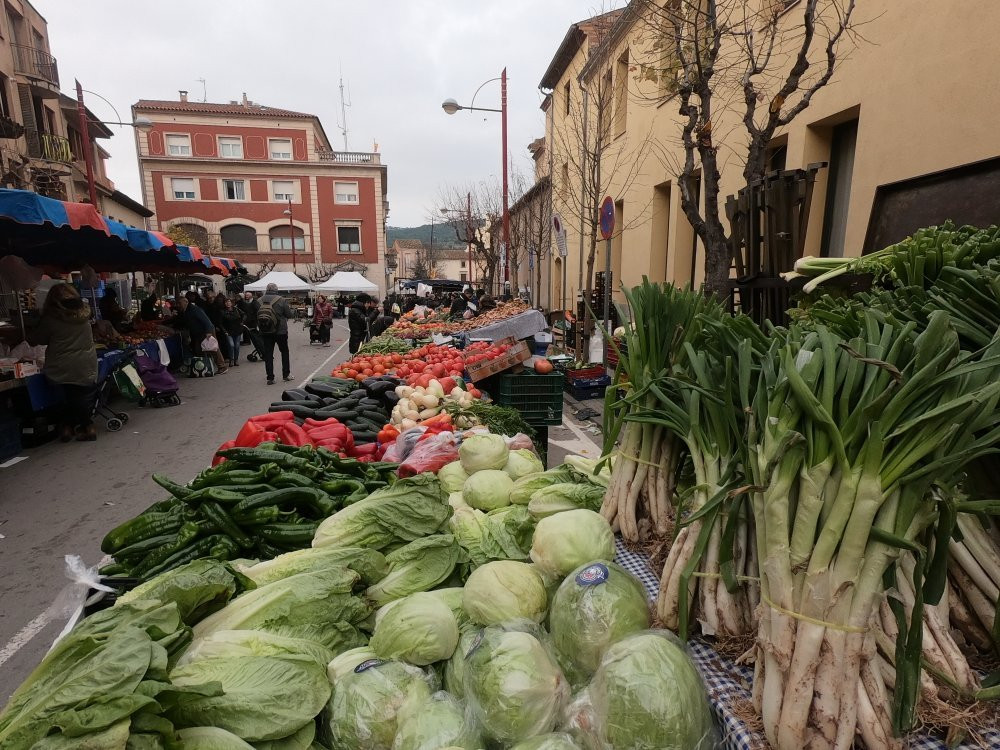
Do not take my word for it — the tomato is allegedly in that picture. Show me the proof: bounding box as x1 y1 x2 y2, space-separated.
362 368 374 376
534 359 555 374
346 369 358 378
391 354 403 364
373 365 385 374
356 374 366 382
397 366 410 377
468 386 482 398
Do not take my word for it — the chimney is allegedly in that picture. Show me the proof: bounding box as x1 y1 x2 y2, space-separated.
179 90 188 102
242 92 248 107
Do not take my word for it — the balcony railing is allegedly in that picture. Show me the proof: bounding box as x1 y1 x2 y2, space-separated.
24 128 73 164
11 44 60 87
315 149 380 165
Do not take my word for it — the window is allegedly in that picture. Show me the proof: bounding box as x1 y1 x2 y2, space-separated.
561 163 570 198
222 179 246 201
0 73 10 118
269 138 292 160
460 260 467 268
166 134 191 156
170 223 209 246
460 272 467 282
337 225 361 253
220 224 257 251
614 50 628 137
563 81 571 116
170 178 196 200
272 180 295 201
218 136 243 158
269 225 305 251
335 181 359 204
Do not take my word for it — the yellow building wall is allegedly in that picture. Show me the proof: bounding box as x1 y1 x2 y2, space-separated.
545 0 1000 303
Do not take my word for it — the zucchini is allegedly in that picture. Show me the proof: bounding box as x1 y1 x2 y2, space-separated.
317 408 356 421
281 388 311 401
349 389 368 399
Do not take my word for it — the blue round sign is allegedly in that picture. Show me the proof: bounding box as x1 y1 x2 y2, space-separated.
599 196 615 240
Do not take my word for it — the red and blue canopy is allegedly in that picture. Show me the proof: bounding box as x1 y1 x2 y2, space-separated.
0 188 240 276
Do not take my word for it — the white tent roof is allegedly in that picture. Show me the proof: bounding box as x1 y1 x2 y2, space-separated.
244 271 314 292
315 271 378 293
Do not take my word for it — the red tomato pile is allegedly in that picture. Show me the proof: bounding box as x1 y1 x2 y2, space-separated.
332 341 509 393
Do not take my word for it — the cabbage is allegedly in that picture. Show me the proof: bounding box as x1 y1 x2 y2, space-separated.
442 629 480 696
327 646 378 682
176 727 256 749
527 483 605 518
176 629 334 670
391 691 482 750
509 733 583 750
459 434 509 473
254 721 315 750
375 587 469 629
191 568 370 652
563 455 612 488
449 507 489 570
448 491 470 510
438 461 470 493
114 558 236 624
313 474 451 550
365 534 460 606
529 510 614 579
509 468 573 504
590 630 714 750
549 562 651 684
463 627 569 744
462 561 547 625
236 545 389 586
371 592 459 665
504 449 544 479
322 659 434 750
480 505 536 561
463 470 513 511
168 655 331 742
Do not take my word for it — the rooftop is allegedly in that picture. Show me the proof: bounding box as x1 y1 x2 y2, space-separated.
393 239 425 250
133 99 316 119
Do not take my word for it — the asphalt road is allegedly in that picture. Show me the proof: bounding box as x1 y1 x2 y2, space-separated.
0 320 603 702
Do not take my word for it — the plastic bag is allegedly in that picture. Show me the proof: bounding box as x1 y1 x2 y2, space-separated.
47 555 115 649
382 426 428 464
398 431 460 478
202 334 220 352
391 690 482 750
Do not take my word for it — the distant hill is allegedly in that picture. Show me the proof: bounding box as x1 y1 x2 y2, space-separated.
387 224 464 249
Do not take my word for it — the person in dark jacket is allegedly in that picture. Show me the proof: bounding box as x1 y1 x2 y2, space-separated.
258 283 296 384
220 297 246 367
176 295 227 373
98 288 128 328
28 283 99 442
237 291 258 327
209 292 232 362
312 294 334 346
139 293 161 321
347 294 372 354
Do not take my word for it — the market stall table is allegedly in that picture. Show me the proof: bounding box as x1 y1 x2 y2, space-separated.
454 308 547 345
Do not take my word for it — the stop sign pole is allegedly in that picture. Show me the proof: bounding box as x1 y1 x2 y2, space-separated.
599 196 615 341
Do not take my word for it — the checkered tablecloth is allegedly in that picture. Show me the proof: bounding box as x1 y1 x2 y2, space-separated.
612 539 1000 750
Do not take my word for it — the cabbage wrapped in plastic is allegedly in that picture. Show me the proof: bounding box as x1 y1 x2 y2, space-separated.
391 691 482 750
370 592 459 665
529 509 613 580
462 560 547 625
549 562 650 684
322 658 435 750
504 449 544 480
463 626 569 744
443 629 480 697
509 733 584 750
590 630 714 749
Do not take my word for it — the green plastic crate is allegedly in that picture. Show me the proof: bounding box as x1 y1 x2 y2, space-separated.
494 372 565 425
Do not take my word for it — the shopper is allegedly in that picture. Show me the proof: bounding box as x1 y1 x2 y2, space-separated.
27 283 99 441
257 282 295 384
479 294 496 313
312 294 334 346
98 287 128 328
220 297 246 367
347 293 372 354
176 295 227 374
209 291 232 362
139 293 161 321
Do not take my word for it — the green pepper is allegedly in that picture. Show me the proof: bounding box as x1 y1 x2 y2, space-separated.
141 535 226 580
101 509 185 554
151 473 193 500
200 502 253 548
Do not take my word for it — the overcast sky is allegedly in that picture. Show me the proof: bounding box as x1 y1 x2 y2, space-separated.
39 1 606 227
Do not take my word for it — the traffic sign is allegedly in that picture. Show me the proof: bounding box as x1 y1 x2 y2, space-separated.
599 196 615 240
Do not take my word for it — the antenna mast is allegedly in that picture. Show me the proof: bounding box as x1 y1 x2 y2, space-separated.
337 64 351 151
196 78 207 102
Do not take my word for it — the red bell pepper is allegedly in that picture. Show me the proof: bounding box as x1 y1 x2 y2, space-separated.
249 411 295 424
261 430 279 443
234 420 267 448
304 417 342 428
275 422 313 447
212 439 238 465
377 425 400 444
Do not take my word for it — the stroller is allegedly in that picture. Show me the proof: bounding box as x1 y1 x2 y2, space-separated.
93 348 136 432
134 351 181 408
244 325 263 363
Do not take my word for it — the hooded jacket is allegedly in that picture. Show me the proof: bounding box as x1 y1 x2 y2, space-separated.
347 300 370 343
29 300 98 385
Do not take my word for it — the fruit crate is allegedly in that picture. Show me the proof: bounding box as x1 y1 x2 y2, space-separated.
566 374 612 401
494 372 565 426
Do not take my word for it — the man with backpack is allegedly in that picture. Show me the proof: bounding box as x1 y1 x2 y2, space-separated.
257 283 295 384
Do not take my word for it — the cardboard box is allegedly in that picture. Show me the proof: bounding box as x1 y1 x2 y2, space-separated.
466 337 533 382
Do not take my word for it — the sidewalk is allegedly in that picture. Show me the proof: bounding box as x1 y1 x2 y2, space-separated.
544 390 607 466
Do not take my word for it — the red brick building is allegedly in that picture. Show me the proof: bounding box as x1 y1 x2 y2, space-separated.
132 92 388 292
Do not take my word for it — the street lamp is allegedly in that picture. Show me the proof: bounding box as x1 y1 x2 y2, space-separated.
282 201 298 273
441 69 509 296
75 82 154 209
441 192 474 285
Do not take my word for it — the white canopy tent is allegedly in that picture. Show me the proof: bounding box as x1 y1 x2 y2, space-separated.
244 271 313 292
314 271 378 294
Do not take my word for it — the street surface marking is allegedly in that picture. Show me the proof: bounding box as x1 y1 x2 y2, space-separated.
0 610 54 669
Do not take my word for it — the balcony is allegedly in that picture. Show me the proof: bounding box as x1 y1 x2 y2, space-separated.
0 115 25 140
24 128 73 166
315 149 380 165
12 44 60 89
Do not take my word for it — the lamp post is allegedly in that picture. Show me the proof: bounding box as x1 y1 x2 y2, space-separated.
282 200 297 273
441 191 474 286
74 81 153 211
442 69 508 295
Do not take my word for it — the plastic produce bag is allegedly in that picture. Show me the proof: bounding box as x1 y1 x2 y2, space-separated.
382 426 428 463
398 431 460 478
47 555 115 648
391 691 482 750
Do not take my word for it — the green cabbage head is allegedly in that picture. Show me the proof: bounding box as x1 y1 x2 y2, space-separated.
462 560 547 625
370 592 459 665
549 562 651 685
509 733 584 750
590 630 714 750
463 627 569 744
322 659 434 750
529 509 614 580
439 461 470 494
463 470 513 511
391 691 482 750
504 449 544 479
459 434 509 473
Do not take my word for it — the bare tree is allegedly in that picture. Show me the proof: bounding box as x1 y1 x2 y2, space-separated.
632 0 859 295
305 263 339 284
506 171 552 308
255 261 277 277
438 178 505 293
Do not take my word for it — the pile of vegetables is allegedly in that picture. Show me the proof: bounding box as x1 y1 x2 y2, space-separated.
594 225 1000 749
99 444 397 580
331 341 502 390
355 333 414 356
389 299 530 337
390 379 476 430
